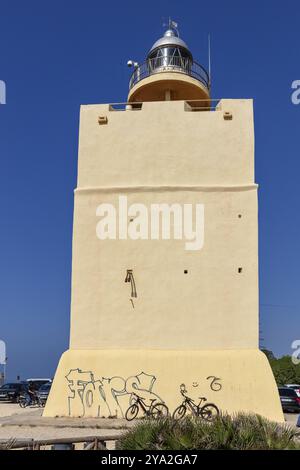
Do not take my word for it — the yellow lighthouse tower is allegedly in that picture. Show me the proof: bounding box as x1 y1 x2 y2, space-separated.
45 24 283 421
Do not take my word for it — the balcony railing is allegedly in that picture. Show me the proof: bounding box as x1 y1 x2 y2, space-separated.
129 56 210 91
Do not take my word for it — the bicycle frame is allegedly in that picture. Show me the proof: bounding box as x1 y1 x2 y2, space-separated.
132 394 153 416
181 394 206 415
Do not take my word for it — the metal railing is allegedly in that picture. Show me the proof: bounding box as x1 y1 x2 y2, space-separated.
107 99 221 112
129 56 210 91
0 433 121 450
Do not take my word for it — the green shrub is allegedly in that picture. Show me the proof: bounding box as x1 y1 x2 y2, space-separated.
262 349 300 385
117 414 300 450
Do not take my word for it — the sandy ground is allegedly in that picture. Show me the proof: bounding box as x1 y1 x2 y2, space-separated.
283 412 299 427
0 403 298 447
0 403 124 448
0 403 37 419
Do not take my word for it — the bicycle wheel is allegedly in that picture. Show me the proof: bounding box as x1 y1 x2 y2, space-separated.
19 398 28 408
200 403 219 421
125 404 139 421
151 403 169 419
172 404 187 420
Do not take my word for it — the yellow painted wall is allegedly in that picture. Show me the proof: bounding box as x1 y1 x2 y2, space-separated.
70 99 257 350
44 98 283 422
70 186 258 350
77 100 254 188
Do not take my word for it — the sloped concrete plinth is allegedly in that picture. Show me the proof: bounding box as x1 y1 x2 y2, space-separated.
44 349 284 422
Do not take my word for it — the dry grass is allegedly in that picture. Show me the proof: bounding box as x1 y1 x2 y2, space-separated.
117 413 300 450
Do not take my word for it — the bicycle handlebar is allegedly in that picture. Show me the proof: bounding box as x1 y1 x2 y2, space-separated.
180 389 207 403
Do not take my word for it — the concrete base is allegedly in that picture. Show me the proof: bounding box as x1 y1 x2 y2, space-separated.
44 349 284 422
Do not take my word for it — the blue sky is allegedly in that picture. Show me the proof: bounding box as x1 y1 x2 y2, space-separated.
0 0 299 381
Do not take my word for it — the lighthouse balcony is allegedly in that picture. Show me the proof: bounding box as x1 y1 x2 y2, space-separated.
129 56 210 91
127 55 210 104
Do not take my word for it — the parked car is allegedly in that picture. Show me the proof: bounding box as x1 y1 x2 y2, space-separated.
37 382 51 406
25 378 52 390
284 384 300 397
0 383 28 403
278 387 300 412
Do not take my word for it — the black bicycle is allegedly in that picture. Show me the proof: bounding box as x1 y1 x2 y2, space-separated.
125 393 169 421
172 385 219 421
19 392 43 408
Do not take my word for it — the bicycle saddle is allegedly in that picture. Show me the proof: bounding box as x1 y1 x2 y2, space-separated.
199 397 207 401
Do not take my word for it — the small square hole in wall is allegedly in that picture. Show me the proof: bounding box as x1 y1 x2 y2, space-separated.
223 111 233 120
184 270 188 274
98 115 108 125
238 267 243 273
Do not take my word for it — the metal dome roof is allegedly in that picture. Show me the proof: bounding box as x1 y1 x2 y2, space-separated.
148 28 191 56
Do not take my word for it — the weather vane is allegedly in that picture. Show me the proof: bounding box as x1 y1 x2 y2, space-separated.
163 17 179 36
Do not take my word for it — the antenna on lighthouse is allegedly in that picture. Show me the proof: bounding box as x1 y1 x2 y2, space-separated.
208 34 212 90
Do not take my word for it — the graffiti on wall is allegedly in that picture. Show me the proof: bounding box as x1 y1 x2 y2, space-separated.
65 369 223 417
206 376 222 392
65 370 163 417
125 269 137 308
190 376 222 392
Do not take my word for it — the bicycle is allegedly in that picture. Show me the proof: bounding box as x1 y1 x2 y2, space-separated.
19 392 43 408
172 385 219 421
125 393 169 421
